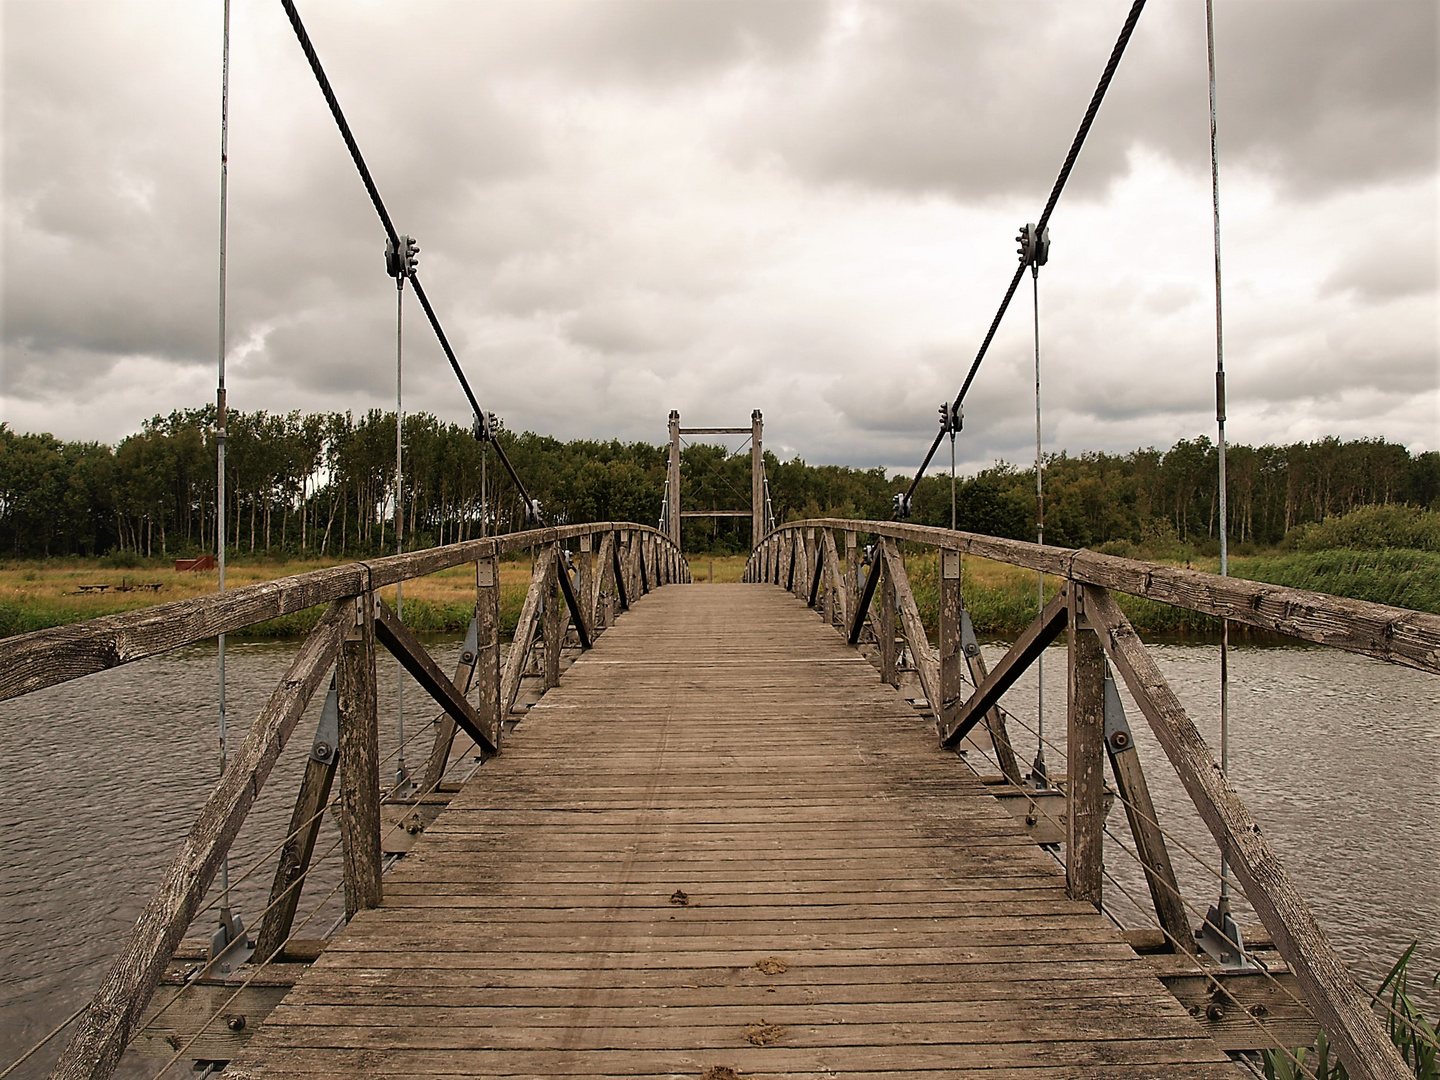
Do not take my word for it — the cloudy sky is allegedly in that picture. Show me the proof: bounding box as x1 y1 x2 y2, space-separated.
2 0 1435 473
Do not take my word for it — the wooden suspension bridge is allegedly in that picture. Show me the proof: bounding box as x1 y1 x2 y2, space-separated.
2 515 1438 1080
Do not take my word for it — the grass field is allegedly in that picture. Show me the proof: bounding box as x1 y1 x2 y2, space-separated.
1 543 1434 641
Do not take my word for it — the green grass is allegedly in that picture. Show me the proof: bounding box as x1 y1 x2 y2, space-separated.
1263 943 1438 1080
1234 549 1440 615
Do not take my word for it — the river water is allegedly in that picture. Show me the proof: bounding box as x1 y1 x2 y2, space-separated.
1 633 1436 1076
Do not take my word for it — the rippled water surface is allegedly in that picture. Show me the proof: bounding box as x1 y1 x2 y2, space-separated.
1 634 1436 1075
0 636 465 1077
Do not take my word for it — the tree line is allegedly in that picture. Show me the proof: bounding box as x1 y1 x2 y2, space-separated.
0 408 1435 558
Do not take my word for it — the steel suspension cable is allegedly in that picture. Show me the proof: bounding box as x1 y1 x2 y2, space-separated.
278 0 540 522
902 0 1149 509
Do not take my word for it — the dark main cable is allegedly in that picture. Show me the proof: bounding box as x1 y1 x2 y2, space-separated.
279 0 543 523
900 0 1148 514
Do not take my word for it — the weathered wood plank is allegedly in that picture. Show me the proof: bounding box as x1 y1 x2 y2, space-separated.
339 593 381 920
253 685 339 963
52 599 349 1080
500 546 555 716
878 548 898 687
880 538 940 717
1100 651 1194 954
1084 585 1410 1080
1066 587 1105 907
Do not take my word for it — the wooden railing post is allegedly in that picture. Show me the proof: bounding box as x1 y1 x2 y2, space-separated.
938 548 963 739
1066 584 1105 907
578 535 594 625
821 531 836 625
821 529 848 630
594 531 616 626
845 530 859 619
338 592 381 919
879 538 941 720
803 528 816 601
790 531 804 597
474 552 502 746
543 547 563 689
502 545 556 717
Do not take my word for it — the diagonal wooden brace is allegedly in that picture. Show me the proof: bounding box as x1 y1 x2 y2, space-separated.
611 533 630 611
555 545 592 649
375 598 499 755
939 587 1069 749
849 546 883 645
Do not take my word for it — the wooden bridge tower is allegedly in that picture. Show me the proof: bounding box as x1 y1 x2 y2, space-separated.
665 408 767 546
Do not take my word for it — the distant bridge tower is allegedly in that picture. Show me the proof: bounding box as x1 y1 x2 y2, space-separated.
664 409 768 547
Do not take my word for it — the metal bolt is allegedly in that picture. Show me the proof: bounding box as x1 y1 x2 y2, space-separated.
313 741 331 759
1205 1002 1225 1022
461 650 475 664
226 1015 247 1031
1110 731 1130 749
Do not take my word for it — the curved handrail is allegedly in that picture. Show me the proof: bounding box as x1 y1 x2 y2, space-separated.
745 517 1440 674
0 522 686 702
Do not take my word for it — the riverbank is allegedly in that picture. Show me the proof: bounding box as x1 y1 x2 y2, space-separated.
1 545 1435 641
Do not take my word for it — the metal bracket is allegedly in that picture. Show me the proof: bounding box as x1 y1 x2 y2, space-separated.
310 681 339 765
1102 665 1135 754
1198 902 1253 969
207 909 253 974
457 616 479 669
960 607 981 659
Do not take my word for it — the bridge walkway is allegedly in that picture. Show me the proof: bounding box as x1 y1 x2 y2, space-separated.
227 584 1243 1079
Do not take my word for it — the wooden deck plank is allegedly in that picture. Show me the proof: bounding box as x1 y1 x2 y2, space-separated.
227 585 1242 1079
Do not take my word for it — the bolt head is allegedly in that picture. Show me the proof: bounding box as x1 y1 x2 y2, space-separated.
1111 731 1130 749
313 741 331 759
226 1014 247 1031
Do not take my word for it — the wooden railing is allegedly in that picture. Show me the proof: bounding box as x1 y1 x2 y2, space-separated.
0 523 687 1080
744 518 1437 1080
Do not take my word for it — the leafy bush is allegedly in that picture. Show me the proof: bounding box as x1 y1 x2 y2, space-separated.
1285 505 1440 553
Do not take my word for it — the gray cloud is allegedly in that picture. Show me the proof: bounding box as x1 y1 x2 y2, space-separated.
2 0 1435 464
729 1 1437 201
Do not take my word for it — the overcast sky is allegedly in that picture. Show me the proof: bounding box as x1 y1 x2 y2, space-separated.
2 0 1435 473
